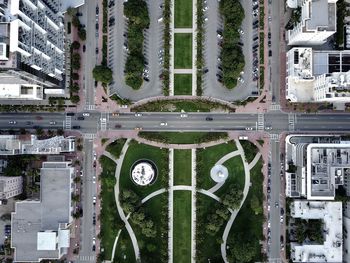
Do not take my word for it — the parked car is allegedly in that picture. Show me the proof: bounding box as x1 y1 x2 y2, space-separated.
77 117 84 120
205 117 213 121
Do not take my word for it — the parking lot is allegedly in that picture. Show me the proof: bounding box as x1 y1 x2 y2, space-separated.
202 0 259 101
0 199 15 249
108 0 164 101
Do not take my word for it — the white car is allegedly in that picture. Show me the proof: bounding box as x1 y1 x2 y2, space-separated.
49 121 56 125
160 122 167 126
135 113 142 117
180 114 188 118
238 28 244 35
217 33 223 40
245 127 253 130
238 77 244 83
92 237 96 245
93 196 97 205
202 6 208 11
267 205 270 211
83 113 90 117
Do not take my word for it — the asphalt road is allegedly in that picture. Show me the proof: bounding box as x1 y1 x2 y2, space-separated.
3 112 350 133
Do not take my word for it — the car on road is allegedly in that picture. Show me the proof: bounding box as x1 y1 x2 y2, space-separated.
83 45 86 52
93 196 96 205
275 202 279 208
112 112 119 116
82 113 90 117
77 117 84 120
96 6 99 14
135 113 142 117
92 245 96 252
67 112 75 116
134 127 142 131
95 47 99 54
237 28 244 35
280 215 284 223
26 121 32 125
72 126 80 129
245 127 253 130
265 126 272 130
8 121 16 124
267 205 270 211
238 77 244 83
180 114 188 118
280 208 284 215
115 124 122 128
49 121 56 125
160 122 167 126
93 214 96 225
267 186 271 193
205 117 213 121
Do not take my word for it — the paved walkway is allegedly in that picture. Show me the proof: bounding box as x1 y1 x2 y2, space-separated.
168 148 174 263
141 188 167 204
174 28 193 33
102 139 141 261
173 69 193 74
110 230 122 262
191 148 196 263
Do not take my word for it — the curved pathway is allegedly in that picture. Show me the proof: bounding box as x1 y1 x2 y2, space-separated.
135 136 230 150
220 140 261 262
103 139 141 261
141 188 167 204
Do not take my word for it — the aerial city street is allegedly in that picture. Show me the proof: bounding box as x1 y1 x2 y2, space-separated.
0 0 349 263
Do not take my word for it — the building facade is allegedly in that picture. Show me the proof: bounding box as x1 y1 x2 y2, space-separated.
0 175 22 199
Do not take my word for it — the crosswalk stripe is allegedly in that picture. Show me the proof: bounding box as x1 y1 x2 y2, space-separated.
269 104 280 110
288 113 296 131
65 116 72 130
258 113 265 131
100 112 109 131
84 104 96 111
270 133 280 141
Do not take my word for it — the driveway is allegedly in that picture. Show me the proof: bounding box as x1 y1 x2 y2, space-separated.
108 0 164 101
202 0 258 101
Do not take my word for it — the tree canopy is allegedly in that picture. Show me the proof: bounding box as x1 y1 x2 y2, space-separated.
92 65 113 84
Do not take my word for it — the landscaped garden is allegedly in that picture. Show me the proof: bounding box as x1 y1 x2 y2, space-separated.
138 131 228 144
174 74 192 95
174 150 192 185
173 191 192 262
196 141 237 190
174 34 193 69
174 0 193 28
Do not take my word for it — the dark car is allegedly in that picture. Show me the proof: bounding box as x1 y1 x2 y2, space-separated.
95 47 99 54
83 45 86 52
67 112 75 116
206 117 213 121
93 214 96 225
95 23 98 30
280 208 285 215
267 186 271 193
203 68 209 73
115 124 122 128
26 121 33 125
269 50 272 57
92 245 96 251
72 126 80 129
96 6 99 14
143 77 149 82
77 117 85 120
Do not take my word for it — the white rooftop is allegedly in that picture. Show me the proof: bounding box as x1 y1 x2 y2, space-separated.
291 201 342 263
37 232 56 251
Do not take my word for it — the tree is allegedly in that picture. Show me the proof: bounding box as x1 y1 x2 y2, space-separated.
78 28 86 41
72 72 79 80
93 65 113 84
77 144 83 151
73 176 81 183
19 128 26 135
57 128 64 136
228 240 257 263
70 95 80 104
35 127 44 137
66 7 76 16
250 195 263 215
222 185 243 210
69 84 80 93
72 15 81 27
72 194 80 202
71 41 80 50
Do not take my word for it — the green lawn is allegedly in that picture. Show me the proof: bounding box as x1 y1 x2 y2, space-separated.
138 132 228 144
174 150 192 185
173 191 192 263
133 193 168 262
215 156 245 198
106 138 127 159
119 141 169 199
226 158 264 262
99 156 121 261
240 140 258 163
196 141 237 190
174 0 193 28
174 74 192 95
174 34 192 69
196 193 224 262
113 229 136 263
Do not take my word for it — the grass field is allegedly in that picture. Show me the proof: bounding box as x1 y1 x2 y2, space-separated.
174 0 193 28
119 141 169 199
174 74 192 95
196 141 237 190
215 156 245 198
173 191 192 262
113 229 136 263
174 150 192 185
99 156 120 260
106 138 127 159
174 34 192 69
226 158 264 262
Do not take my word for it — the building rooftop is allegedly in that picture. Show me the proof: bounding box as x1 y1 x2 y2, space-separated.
291 201 342 263
305 0 336 32
11 161 73 262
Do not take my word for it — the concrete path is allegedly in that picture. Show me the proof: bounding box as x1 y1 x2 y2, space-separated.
174 28 193 33
110 229 122 262
216 149 241 165
220 139 260 262
191 149 196 263
168 148 174 263
248 152 262 170
174 69 193 74
141 188 167 204
103 139 141 261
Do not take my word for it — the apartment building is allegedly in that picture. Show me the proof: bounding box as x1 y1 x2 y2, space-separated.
0 175 22 199
286 47 350 102
287 0 338 46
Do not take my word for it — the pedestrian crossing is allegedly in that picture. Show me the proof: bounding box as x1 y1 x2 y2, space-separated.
65 116 72 130
85 104 96 111
270 133 280 141
83 133 96 140
258 113 265 131
288 113 296 131
100 112 109 131
78 255 95 262
270 104 281 110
